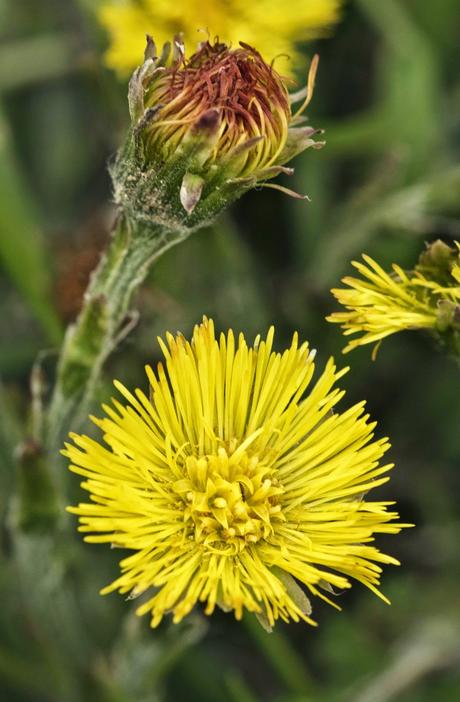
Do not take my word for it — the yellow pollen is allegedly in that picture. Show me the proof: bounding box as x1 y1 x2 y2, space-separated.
174 447 284 554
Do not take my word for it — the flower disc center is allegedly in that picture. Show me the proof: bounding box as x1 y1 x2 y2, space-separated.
173 447 284 553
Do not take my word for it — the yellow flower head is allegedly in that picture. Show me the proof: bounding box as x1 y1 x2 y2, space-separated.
64 318 406 629
100 0 342 76
327 240 460 358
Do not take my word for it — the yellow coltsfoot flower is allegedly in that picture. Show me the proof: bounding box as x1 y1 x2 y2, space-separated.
99 0 342 76
64 318 407 629
328 240 460 358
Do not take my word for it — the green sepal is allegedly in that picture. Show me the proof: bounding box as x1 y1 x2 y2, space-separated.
57 294 110 399
436 300 460 333
180 173 205 214
278 126 325 166
272 567 313 617
417 239 459 286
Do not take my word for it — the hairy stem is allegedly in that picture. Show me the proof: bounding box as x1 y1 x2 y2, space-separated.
46 214 189 457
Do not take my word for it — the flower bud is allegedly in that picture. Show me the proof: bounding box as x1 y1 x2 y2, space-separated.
111 36 323 232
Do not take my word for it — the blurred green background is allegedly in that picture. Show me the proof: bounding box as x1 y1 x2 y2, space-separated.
1 0 460 700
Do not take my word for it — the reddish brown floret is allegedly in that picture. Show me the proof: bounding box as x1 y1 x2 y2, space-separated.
159 41 290 128
144 41 291 169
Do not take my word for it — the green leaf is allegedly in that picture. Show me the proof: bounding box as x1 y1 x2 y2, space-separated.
0 103 62 343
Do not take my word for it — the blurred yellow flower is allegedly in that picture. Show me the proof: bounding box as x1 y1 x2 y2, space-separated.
328 241 460 357
64 318 406 629
99 0 342 75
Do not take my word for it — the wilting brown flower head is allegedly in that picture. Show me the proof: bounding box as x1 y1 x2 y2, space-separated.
115 35 323 225
142 39 292 178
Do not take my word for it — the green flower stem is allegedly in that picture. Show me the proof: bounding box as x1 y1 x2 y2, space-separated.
243 614 316 698
225 671 259 702
46 214 189 457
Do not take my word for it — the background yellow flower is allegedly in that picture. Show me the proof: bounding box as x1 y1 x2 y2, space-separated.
99 0 342 74
328 241 460 358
